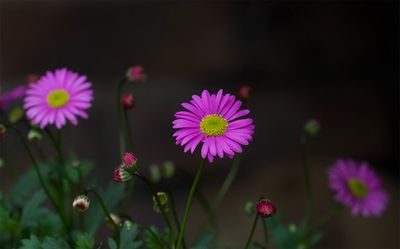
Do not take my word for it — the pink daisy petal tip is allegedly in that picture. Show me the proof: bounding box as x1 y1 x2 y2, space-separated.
172 89 255 163
23 68 94 129
328 159 388 217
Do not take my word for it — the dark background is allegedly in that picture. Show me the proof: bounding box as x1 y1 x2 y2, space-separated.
1 1 399 248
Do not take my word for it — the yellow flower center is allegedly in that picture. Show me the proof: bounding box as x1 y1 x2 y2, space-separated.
47 89 70 108
200 114 228 136
347 178 368 198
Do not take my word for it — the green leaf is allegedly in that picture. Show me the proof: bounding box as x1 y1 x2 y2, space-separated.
41 236 70 249
143 226 169 249
107 238 117 249
19 235 41 249
119 222 142 249
0 205 20 237
20 191 46 229
75 233 94 249
10 167 39 207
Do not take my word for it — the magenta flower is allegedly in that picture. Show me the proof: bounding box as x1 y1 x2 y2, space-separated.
126 65 145 82
23 68 93 129
173 89 255 163
0 86 27 110
328 159 388 217
122 152 138 167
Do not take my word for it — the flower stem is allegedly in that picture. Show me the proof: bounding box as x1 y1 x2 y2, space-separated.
311 204 343 232
123 109 134 151
215 153 242 208
244 214 259 249
261 217 269 249
7 125 72 242
133 173 175 243
86 188 120 245
176 159 206 249
167 190 187 249
117 78 126 158
300 135 313 231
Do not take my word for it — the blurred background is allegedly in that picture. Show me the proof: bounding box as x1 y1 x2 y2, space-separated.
0 1 399 248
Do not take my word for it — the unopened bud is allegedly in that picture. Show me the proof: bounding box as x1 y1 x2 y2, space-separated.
256 198 276 218
106 213 122 229
73 195 90 212
161 161 175 179
304 119 320 138
113 167 132 182
153 192 169 213
27 129 42 141
121 93 135 110
244 201 255 215
9 107 24 123
149 164 161 183
124 220 134 230
122 152 138 168
26 74 39 85
126 65 145 82
72 160 81 168
238 84 252 101
0 125 6 140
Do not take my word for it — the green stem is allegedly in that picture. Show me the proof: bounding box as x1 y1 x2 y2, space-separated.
123 109 134 151
86 188 120 245
311 204 343 232
177 169 215 226
167 190 187 249
117 78 126 157
215 153 242 208
244 214 259 249
261 217 269 249
7 125 72 242
133 173 175 243
121 178 136 213
176 159 206 249
301 135 313 230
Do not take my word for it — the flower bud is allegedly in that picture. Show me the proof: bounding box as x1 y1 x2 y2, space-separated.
304 118 320 138
113 167 132 182
288 223 297 233
27 128 42 141
0 158 4 169
124 220 134 230
149 164 161 183
122 152 138 168
0 125 6 140
72 160 81 168
238 84 252 101
256 198 276 218
126 65 145 82
161 161 175 179
153 192 169 213
73 195 90 212
26 74 39 85
9 107 24 123
244 201 255 215
121 93 135 110
106 213 122 229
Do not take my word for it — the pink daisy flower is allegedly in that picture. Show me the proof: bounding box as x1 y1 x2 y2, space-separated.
328 159 388 217
23 68 93 129
173 89 255 163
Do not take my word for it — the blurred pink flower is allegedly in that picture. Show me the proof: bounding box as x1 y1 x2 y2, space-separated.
328 159 388 217
0 86 26 110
